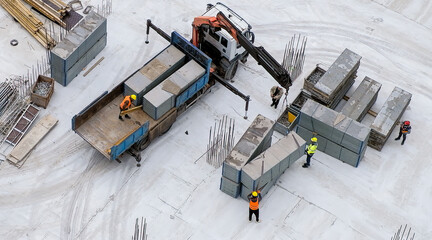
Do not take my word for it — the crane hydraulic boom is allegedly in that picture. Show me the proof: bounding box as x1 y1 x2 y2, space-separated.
192 12 292 91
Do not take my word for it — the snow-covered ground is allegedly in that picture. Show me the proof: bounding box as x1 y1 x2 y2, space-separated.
1 0 431 239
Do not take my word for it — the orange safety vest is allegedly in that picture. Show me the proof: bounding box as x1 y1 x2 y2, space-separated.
120 96 132 110
249 198 259 210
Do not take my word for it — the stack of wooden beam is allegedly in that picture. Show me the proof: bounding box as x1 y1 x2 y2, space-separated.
308 49 361 109
0 0 55 49
23 0 69 28
369 87 412 151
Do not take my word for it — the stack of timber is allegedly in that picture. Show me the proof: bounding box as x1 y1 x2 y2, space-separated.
308 49 361 109
220 114 274 198
143 60 205 120
296 99 370 167
124 45 186 106
23 0 82 30
0 0 55 49
341 76 382 122
369 87 412 151
240 132 306 200
50 11 107 86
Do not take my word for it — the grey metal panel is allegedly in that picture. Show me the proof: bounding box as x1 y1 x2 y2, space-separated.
331 114 352 145
315 134 327 152
222 162 241 183
220 176 240 198
313 48 361 100
341 76 382 121
311 103 336 137
142 84 175 120
223 114 274 179
342 119 370 154
324 139 342 159
240 184 252 201
298 98 320 131
340 147 360 167
295 125 313 144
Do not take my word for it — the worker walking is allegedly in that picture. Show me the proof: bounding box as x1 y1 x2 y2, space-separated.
303 137 318 168
394 121 411 145
119 94 136 121
270 86 284 109
248 190 262 222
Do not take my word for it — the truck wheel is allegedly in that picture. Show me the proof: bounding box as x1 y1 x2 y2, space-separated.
134 136 150 151
220 58 238 81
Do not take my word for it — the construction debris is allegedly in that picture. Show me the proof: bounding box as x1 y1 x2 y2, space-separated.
206 115 235 168
282 34 307 81
369 87 412 151
0 0 55 49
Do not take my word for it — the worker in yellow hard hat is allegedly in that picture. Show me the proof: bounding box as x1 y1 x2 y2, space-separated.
119 94 136 121
303 137 318 168
247 190 262 222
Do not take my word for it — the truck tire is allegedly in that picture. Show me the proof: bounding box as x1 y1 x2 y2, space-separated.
134 136 150 151
220 58 239 81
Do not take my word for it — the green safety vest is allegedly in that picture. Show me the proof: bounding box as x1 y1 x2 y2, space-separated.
306 143 318 154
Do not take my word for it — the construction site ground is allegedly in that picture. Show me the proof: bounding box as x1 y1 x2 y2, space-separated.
1 0 431 239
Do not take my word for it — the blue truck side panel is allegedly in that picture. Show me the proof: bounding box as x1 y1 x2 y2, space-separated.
176 73 209 107
110 121 150 160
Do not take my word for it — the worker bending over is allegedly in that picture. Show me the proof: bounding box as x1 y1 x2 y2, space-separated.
119 95 136 121
270 86 284 109
248 190 262 222
395 121 411 145
303 137 318 168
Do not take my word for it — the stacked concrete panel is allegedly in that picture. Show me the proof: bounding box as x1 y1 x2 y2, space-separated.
124 45 186 105
309 49 361 109
296 99 370 167
239 132 306 200
220 114 274 197
51 11 107 86
142 84 175 120
341 77 382 121
161 60 205 96
369 87 412 151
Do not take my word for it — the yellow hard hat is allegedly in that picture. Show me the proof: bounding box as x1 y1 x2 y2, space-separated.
311 137 317 143
252 191 258 197
131 95 137 100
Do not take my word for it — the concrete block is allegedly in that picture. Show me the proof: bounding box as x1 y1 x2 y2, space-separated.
220 176 240 198
324 139 342 159
142 84 175 120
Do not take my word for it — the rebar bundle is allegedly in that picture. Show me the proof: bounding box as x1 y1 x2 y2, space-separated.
391 224 415 240
132 217 147 240
206 115 235 168
0 82 18 116
96 0 112 17
0 96 29 138
282 34 307 81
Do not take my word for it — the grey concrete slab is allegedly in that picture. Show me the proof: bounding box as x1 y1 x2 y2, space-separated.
142 84 175 120
220 176 240 198
324 139 342 160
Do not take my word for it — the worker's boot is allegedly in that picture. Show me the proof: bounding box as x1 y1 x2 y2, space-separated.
119 116 124 121
394 137 400 140
401 140 405 145
125 114 131 119
302 163 309 168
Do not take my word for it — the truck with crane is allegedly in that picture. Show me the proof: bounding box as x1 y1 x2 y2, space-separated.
72 2 293 164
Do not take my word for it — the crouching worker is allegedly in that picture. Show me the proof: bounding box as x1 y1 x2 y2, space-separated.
248 190 262 223
119 94 136 121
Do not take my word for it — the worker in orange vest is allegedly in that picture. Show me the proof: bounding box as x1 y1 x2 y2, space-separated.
119 95 136 121
394 121 411 145
247 190 262 222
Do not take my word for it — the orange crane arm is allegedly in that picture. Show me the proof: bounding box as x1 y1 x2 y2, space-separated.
191 15 238 47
